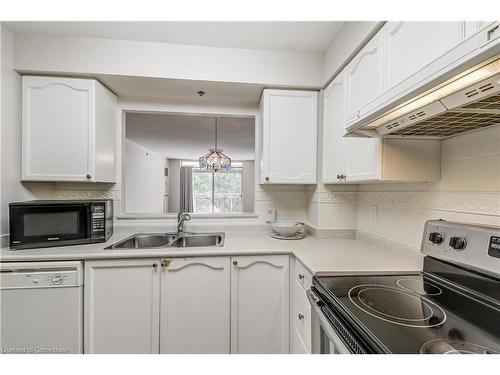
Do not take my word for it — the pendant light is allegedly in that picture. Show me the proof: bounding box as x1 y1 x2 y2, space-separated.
199 117 232 172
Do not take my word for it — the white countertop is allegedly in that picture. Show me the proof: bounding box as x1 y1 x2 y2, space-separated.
0 229 422 276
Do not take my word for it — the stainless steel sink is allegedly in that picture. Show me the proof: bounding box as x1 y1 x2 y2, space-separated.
105 232 224 249
170 233 225 248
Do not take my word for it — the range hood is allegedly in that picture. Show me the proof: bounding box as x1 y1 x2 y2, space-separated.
352 58 500 138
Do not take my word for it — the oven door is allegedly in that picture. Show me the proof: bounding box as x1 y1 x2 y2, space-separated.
9 203 91 249
307 289 351 354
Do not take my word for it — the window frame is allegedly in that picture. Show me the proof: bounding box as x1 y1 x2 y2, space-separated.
120 108 256 219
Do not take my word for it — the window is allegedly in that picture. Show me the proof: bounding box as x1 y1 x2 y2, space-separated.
182 161 243 213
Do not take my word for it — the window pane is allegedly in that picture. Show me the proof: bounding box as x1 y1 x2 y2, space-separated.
214 171 242 213
214 172 242 195
192 171 213 213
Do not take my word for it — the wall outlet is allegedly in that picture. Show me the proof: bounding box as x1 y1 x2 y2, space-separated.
370 205 378 223
264 207 276 222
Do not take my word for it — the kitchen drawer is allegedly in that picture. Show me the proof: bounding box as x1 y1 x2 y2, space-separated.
291 278 312 353
294 257 313 291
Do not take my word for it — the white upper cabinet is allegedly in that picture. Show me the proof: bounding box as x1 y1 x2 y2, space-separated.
344 21 499 132
344 138 383 182
322 73 347 183
322 69 441 183
382 22 465 89
259 89 317 184
159 257 230 354
231 255 290 353
345 33 385 129
22 76 117 182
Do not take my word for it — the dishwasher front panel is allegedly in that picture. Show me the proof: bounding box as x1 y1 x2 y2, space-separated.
0 261 83 354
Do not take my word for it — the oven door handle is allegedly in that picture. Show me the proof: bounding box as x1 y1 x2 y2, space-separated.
307 289 344 347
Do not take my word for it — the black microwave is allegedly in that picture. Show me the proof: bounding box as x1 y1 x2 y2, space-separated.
9 199 113 249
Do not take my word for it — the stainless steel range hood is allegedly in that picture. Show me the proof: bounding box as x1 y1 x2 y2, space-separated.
349 58 500 138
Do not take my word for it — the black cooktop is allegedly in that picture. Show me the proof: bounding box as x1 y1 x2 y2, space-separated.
313 271 500 354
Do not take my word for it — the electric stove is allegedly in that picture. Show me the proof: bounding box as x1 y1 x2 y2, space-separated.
309 220 500 354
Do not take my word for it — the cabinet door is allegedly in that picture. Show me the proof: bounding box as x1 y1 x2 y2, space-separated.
290 280 312 353
231 255 290 353
345 138 382 182
159 257 230 354
22 76 94 182
322 74 347 184
382 22 466 90
290 258 313 354
345 33 385 128
261 90 317 184
84 259 160 354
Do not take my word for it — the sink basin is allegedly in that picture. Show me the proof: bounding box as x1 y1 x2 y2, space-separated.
170 233 225 248
106 233 178 249
105 232 225 249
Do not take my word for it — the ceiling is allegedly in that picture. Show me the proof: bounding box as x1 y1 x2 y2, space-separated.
125 112 255 161
96 74 264 105
4 21 343 53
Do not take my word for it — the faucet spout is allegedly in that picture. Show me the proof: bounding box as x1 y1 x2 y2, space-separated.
177 211 192 233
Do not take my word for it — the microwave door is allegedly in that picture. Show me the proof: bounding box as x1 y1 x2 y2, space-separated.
10 204 91 249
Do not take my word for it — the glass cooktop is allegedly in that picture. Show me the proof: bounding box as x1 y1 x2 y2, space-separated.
313 273 500 354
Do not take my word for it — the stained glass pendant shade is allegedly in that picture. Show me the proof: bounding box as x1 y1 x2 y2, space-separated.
199 117 232 171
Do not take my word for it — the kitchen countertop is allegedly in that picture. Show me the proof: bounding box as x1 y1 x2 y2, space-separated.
0 230 422 276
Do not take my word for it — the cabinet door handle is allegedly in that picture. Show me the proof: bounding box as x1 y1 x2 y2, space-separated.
487 25 499 40
233 260 238 266
161 258 172 268
86 174 92 179
298 313 304 320
265 176 270 182
152 263 158 269
298 274 304 280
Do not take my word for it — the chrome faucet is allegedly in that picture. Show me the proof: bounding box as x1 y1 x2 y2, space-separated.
177 211 191 233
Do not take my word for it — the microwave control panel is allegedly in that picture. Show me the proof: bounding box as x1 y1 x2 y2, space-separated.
91 203 106 239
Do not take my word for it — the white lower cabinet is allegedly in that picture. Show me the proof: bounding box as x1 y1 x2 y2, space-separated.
290 257 313 354
159 257 230 354
84 259 160 354
231 255 290 353
84 255 290 354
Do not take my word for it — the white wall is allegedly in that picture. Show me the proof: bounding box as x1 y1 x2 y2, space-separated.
356 126 500 250
124 139 167 213
0 25 52 238
242 160 255 212
13 34 324 88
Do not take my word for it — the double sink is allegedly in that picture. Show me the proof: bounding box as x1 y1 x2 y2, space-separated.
105 232 225 250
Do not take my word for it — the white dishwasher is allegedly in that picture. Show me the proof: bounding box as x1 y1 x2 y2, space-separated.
0 261 83 354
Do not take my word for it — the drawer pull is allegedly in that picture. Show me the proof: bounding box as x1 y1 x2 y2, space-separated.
298 313 304 320
298 274 304 280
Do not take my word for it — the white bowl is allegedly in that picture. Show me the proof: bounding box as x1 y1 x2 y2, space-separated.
266 221 304 237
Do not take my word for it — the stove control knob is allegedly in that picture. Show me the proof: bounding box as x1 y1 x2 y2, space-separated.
449 237 467 251
51 274 64 285
429 232 444 245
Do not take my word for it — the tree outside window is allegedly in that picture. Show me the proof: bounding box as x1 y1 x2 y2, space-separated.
184 161 243 213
